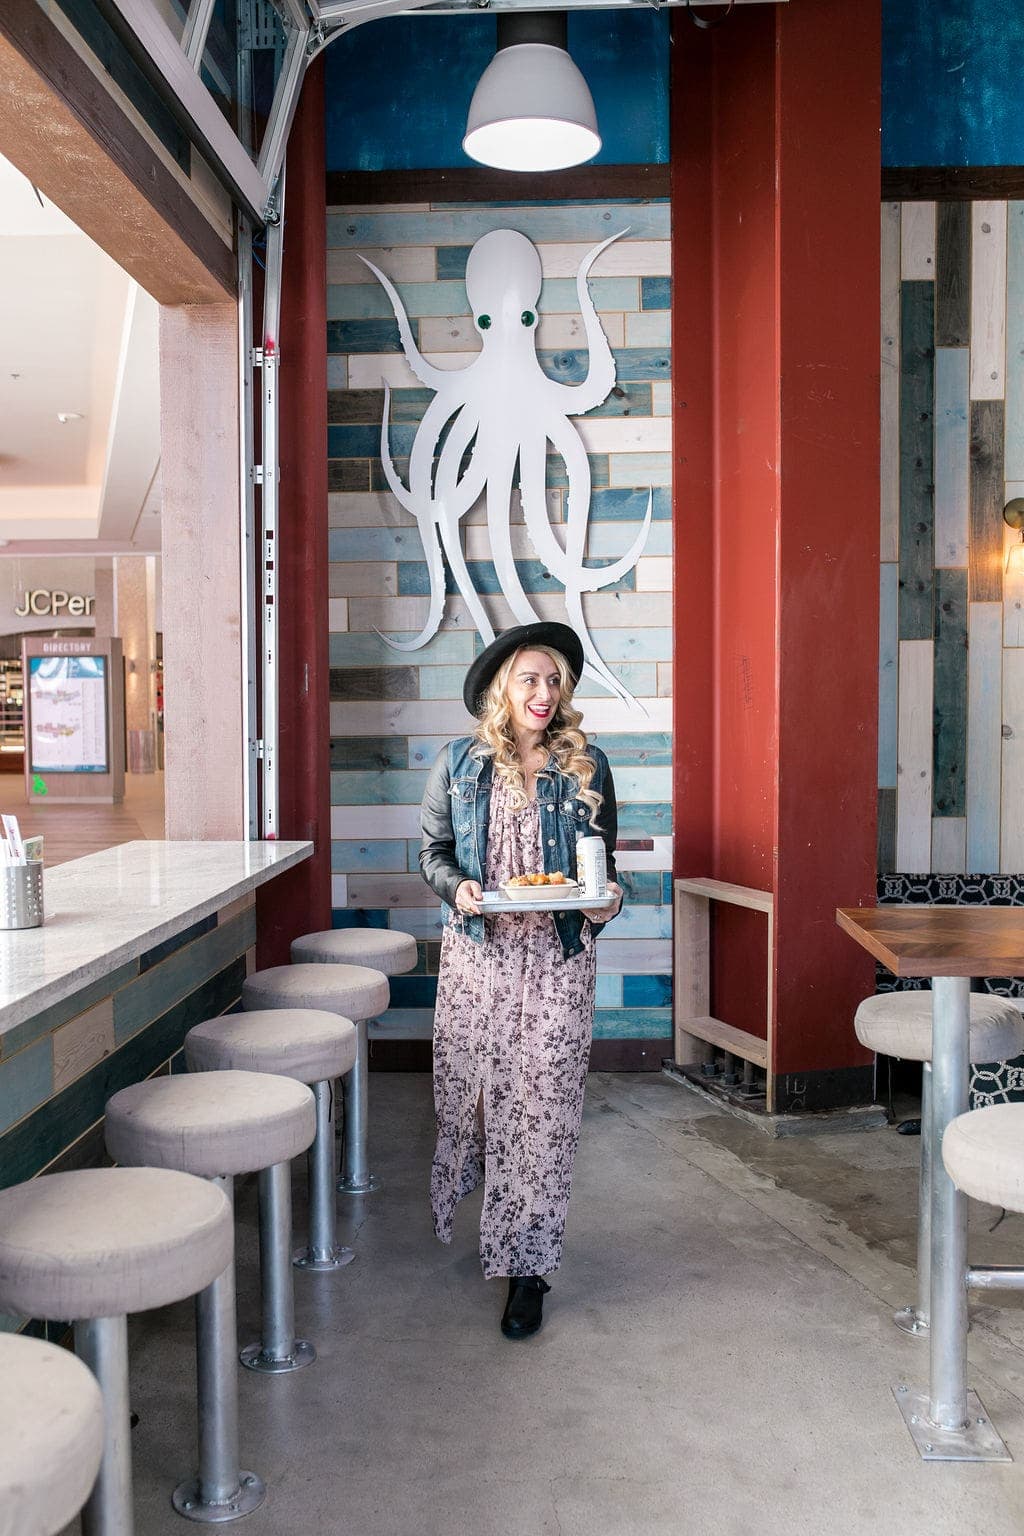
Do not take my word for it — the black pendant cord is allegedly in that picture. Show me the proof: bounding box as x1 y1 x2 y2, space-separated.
683 0 736 30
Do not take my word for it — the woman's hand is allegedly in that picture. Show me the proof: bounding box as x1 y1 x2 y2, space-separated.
455 879 483 916
581 880 623 924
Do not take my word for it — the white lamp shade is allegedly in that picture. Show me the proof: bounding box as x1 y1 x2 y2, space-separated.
463 42 601 173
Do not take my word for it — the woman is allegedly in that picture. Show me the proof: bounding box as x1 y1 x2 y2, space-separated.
419 621 623 1340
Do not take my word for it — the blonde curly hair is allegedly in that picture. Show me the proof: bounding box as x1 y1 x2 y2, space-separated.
471 645 603 824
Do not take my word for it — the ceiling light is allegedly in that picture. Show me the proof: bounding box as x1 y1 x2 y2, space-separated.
463 14 601 174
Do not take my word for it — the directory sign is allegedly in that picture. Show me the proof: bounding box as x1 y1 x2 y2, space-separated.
29 655 109 774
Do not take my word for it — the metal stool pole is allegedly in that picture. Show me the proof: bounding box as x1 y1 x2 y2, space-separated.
338 1019 378 1195
241 1163 315 1374
75 1315 132 1536
895 1061 932 1338
295 1081 354 1271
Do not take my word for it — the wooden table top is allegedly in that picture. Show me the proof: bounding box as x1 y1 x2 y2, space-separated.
836 905 1024 978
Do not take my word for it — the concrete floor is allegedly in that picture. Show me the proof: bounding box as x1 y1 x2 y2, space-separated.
62 1073 1024 1535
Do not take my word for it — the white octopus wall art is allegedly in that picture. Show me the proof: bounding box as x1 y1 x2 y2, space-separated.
360 227 652 707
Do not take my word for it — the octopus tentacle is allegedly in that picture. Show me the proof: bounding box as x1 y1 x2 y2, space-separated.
433 408 495 645
358 256 448 391
485 443 543 629
520 434 651 592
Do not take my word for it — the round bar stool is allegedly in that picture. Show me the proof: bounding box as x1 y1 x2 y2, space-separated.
106 1070 317 1409
290 929 418 1194
243 962 390 1196
0 1333 104 1536
855 990 1024 1337
943 1102 1024 1211
0 1167 232 1536
185 1009 357 1273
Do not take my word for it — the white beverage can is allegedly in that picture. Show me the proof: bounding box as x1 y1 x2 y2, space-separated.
576 836 607 899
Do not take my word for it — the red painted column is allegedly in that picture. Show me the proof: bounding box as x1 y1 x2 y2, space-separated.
671 0 879 1109
256 58 332 965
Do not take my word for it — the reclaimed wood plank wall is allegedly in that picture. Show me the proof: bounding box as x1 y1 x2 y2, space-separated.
883 198 1024 875
327 199 673 1043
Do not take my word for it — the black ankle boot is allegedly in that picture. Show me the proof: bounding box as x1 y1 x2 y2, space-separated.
501 1275 551 1339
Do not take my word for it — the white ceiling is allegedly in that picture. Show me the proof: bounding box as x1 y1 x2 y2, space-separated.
0 154 161 554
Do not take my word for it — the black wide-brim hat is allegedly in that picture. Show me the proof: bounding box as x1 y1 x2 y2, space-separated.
462 623 585 716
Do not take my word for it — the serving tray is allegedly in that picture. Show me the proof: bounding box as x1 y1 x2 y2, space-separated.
478 891 619 914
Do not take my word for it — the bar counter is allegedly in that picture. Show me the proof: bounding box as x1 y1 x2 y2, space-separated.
0 840 312 1193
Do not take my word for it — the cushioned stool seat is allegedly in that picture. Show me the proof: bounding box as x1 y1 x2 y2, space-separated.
943 1103 1024 1211
244 964 391 1197
0 1333 104 1536
186 1008 357 1084
0 1168 232 1535
186 1011 358 1272
291 927 417 975
106 1069 315 1176
243 963 389 1020
855 990 1024 1341
854 990 1024 1062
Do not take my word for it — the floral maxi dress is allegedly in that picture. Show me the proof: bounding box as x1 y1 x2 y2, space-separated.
431 775 597 1278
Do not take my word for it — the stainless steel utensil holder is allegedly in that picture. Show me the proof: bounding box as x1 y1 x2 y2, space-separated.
0 861 43 929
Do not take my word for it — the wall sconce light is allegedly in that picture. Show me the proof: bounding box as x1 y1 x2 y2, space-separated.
463 13 601 173
1005 498 1024 575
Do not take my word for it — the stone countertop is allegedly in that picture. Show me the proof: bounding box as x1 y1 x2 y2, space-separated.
0 840 312 1035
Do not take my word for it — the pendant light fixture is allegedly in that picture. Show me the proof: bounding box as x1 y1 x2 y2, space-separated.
463 13 601 173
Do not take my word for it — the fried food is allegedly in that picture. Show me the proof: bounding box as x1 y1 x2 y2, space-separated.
508 871 570 887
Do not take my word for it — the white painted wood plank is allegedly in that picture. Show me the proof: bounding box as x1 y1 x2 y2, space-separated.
651 382 672 417
329 492 415 529
896 639 934 871
635 557 673 592
613 836 673 871
591 939 673 973
878 563 898 788
967 603 1003 872
331 804 424 838
330 697 672 737
933 347 970 566
347 351 481 388
880 202 900 563
346 590 673 634
1004 479 1024 646
625 311 671 348
1002 648 1024 872
331 873 348 908
574 417 672 454
900 201 935 280
328 597 348 631
971 202 1008 400
326 246 436 284
535 240 671 278
931 818 966 874
328 563 399 597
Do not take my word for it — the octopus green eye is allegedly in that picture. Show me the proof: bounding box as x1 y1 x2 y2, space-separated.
521 310 536 327
477 314 491 330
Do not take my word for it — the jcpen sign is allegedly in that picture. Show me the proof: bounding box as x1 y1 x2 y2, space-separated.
14 590 95 618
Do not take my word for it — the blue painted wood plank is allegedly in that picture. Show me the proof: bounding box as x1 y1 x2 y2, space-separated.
574 663 658 697
327 275 642 321
330 736 409 771
0 960 138 1062
589 487 671 521
899 281 935 639
328 424 418 459
328 526 434 562
529 348 670 385
545 452 610 489
406 839 422 872
330 770 429 805
396 557 636 596
436 246 470 280
592 1008 672 1039
579 383 653 419
1006 202 1024 482
588 521 671 558
595 974 623 1007
327 318 401 354
329 632 476 665
608 452 672 486
878 563 898 789
933 567 968 816
326 205 672 249
617 871 663 903
623 973 672 1006
588 628 672 662
934 347 970 567
617 802 671 835
389 976 438 1008
603 767 672 802
587 732 672 765
332 840 410 873
113 912 256 1046
606 904 672 939
331 909 389 929
0 1038 52 1135
419 667 476 701
641 276 671 310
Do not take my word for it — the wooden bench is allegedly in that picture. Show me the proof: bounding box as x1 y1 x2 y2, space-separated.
673 877 774 1106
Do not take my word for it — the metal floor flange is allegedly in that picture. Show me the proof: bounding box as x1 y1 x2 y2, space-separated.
892 1385 1011 1462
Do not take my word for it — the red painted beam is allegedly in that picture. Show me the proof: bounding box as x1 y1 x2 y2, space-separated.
256 58 332 965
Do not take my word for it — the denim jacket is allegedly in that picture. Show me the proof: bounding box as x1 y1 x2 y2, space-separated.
419 736 619 961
